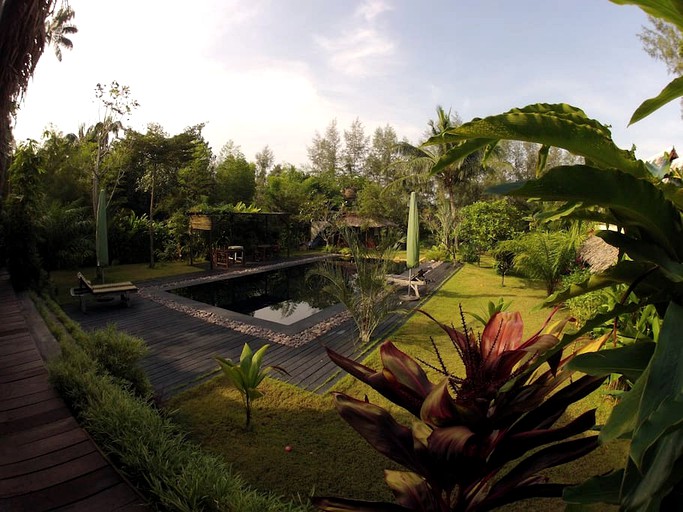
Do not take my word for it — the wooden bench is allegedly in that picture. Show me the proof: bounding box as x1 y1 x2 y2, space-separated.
70 272 138 312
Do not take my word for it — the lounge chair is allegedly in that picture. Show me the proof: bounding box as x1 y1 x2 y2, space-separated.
386 268 427 298
70 272 138 312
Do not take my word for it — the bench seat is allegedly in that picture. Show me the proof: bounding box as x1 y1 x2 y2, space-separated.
71 272 138 312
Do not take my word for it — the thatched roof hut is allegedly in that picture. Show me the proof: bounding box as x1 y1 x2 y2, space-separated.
579 235 619 273
337 213 397 229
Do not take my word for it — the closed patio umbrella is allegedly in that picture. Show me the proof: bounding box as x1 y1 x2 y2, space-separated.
405 191 419 299
96 189 109 282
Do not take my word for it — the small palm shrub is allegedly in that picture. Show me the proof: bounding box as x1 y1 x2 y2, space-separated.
312 228 398 344
497 230 579 295
215 343 288 429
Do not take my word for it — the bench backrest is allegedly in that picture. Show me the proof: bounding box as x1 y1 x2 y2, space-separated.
77 272 94 291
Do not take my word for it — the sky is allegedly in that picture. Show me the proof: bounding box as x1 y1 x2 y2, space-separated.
13 0 683 168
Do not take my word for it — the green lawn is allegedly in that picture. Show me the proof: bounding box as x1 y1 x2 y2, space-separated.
169 257 627 509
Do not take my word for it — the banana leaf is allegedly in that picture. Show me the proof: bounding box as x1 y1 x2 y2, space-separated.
433 104 648 178
568 342 656 382
610 0 683 31
490 165 683 259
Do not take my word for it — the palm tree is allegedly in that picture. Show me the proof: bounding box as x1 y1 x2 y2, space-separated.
397 106 491 259
398 106 488 211
46 3 77 62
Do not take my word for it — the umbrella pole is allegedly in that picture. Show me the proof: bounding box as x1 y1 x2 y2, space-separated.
408 268 412 298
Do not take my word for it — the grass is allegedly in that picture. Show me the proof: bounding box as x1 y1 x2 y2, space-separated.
169 256 627 509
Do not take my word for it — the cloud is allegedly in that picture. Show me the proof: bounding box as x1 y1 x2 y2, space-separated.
356 0 392 21
315 0 395 77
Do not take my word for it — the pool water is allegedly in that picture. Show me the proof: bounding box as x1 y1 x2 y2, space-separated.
169 263 338 325
169 259 410 326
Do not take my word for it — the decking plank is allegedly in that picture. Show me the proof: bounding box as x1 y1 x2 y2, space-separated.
0 466 125 511
0 440 95 479
0 272 149 511
0 427 87 464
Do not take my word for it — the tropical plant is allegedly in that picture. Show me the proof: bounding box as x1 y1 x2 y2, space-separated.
397 106 494 260
313 308 607 511
38 199 93 270
497 230 581 296
421 2 683 507
0 0 56 197
465 297 512 327
214 343 287 430
492 247 515 287
311 228 398 344
4 141 45 289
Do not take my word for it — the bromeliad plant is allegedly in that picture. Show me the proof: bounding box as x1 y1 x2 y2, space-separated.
215 343 288 430
313 309 607 512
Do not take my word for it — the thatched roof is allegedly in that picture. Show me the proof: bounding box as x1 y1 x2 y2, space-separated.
338 213 397 228
579 235 619 273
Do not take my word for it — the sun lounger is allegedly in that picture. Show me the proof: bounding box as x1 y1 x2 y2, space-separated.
387 268 428 298
70 272 138 312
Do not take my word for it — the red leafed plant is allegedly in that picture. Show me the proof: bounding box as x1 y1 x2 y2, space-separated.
312 308 607 512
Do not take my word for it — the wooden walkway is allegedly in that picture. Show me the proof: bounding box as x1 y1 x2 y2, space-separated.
0 272 148 511
68 261 457 398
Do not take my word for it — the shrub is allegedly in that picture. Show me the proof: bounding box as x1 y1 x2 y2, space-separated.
47 322 307 511
455 199 526 263
458 242 480 263
81 324 152 398
424 244 450 262
312 228 398 344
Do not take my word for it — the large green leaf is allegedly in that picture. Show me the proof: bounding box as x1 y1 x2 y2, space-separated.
622 431 683 511
610 1 683 31
629 76 683 126
490 166 683 258
544 272 618 306
438 104 648 178
568 342 656 382
427 138 495 174
563 469 623 506
630 302 683 470
599 231 683 283
599 368 648 445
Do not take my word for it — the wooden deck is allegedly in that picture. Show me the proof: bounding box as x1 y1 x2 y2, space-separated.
68 261 458 398
0 272 148 512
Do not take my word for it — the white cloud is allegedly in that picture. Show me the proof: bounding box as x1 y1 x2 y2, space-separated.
356 0 392 22
316 29 395 77
314 0 395 77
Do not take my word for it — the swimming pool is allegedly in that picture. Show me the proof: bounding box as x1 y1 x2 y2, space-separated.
168 262 338 325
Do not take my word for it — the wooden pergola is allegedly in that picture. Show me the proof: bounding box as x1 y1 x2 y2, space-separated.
188 211 292 268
